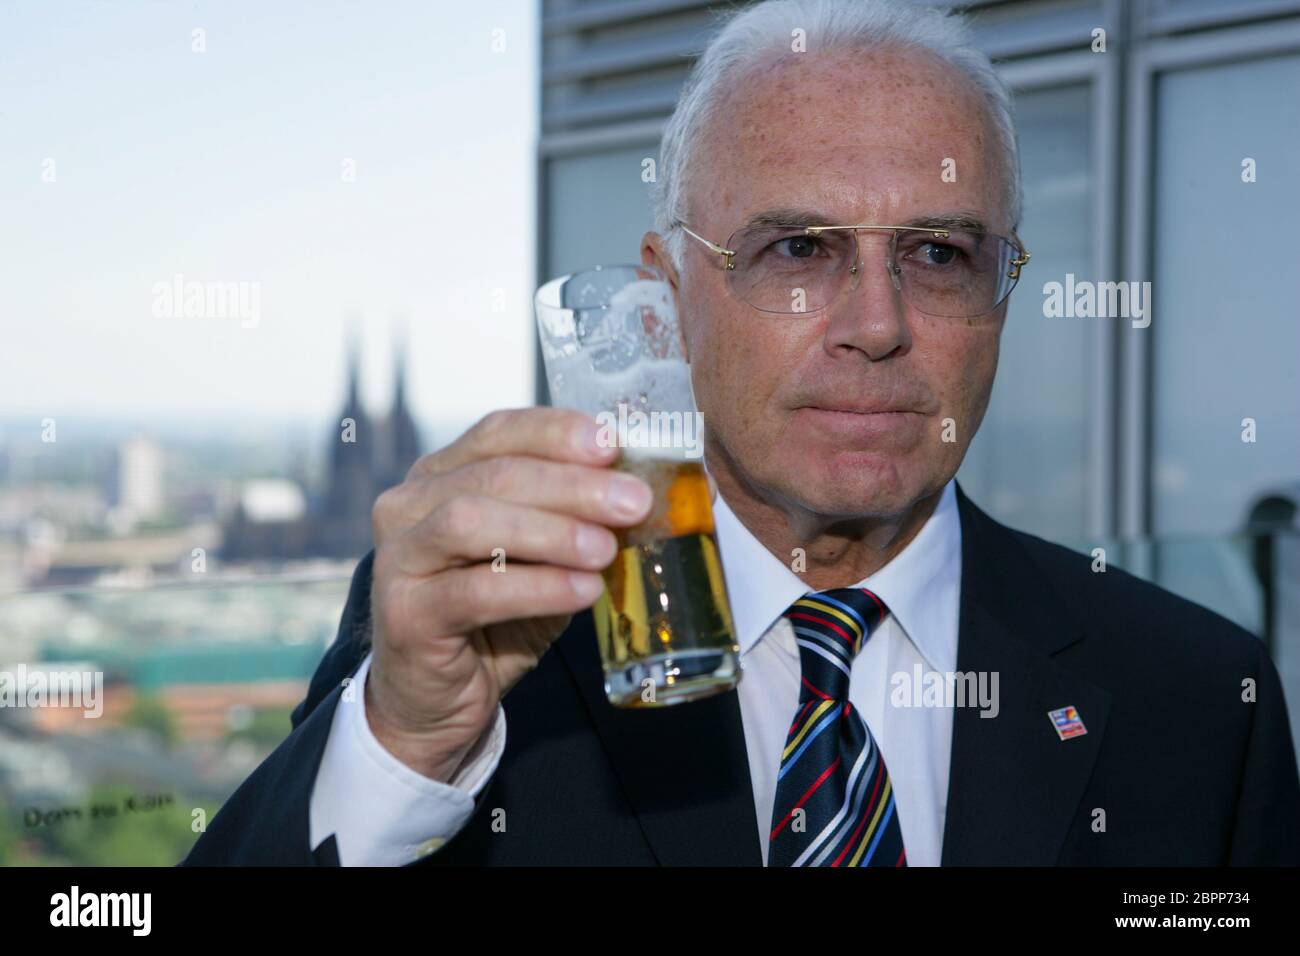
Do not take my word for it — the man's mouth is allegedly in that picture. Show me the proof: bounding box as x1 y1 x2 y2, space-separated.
795 405 926 441
802 404 920 416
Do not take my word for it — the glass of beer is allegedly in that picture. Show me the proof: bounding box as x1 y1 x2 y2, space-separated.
534 264 740 708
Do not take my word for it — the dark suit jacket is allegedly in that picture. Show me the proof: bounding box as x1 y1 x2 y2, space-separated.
182 485 1300 865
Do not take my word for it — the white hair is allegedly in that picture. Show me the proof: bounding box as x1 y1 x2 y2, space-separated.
652 0 1023 271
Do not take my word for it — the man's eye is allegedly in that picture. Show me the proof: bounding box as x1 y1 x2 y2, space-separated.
916 243 959 266
773 235 819 258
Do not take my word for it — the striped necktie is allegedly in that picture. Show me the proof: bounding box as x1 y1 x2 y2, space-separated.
767 587 907 867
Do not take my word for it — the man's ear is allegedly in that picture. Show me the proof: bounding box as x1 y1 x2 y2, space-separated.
640 230 689 361
641 231 680 293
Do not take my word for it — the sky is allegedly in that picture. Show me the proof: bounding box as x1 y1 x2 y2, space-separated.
0 0 538 447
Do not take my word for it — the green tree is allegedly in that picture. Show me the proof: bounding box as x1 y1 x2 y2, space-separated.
225 706 294 748
124 693 179 749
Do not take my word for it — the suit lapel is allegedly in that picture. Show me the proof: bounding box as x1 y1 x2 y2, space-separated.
940 484 1111 865
556 612 762 866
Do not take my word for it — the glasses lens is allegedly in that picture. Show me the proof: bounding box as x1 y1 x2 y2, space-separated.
892 229 1020 318
726 225 856 314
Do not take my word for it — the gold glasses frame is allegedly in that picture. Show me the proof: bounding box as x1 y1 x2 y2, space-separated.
672 219 1032 317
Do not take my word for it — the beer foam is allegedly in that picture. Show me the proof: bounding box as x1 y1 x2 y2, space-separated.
606 277 675 320
549 353 698 417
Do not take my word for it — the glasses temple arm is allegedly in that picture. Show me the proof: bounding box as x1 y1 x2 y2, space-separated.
676 221 736 262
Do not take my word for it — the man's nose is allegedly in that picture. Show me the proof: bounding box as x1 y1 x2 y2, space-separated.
822 233 911 361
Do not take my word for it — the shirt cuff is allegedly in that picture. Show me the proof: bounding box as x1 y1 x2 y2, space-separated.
308 650 507 866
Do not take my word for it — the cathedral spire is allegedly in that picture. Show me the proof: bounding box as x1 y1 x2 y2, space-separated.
384 318 420 486
344 320 362 408
392 320 409 411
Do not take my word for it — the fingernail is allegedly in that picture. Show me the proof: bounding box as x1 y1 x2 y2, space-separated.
607 473 652 518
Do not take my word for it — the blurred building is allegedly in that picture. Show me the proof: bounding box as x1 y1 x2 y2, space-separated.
28 643 320 742
110 435 164 528
221 333 422 562
33 525 221 588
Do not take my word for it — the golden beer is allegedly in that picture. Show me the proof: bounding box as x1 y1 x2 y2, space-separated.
592 455 741 707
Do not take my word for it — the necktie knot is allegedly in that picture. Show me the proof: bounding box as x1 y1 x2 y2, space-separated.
782 586 888 702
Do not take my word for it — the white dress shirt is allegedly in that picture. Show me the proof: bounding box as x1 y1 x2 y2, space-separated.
309 653 507 866
310 479 962 866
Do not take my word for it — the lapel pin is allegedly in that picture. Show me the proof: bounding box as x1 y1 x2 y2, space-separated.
1048 705 1087 740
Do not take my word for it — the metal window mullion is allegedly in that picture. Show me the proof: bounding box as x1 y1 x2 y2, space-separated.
1119 19 1154 549
1091 0 1125 541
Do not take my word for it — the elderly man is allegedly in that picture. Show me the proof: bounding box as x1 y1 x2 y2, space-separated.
184 0 1300 866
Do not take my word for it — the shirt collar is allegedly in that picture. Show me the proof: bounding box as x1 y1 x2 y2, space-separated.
710 478 961 675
